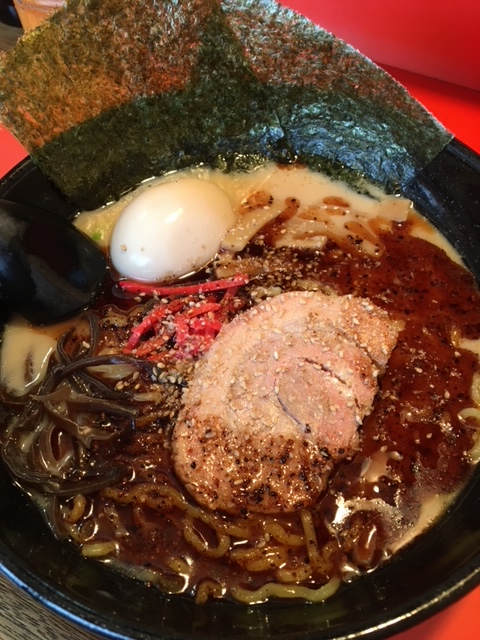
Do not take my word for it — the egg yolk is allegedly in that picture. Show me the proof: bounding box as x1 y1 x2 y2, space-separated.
109 178 235 282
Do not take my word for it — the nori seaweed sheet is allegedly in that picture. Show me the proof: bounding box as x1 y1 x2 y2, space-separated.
0 0 451 209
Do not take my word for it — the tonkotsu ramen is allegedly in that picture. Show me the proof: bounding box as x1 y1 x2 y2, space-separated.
1 163 480 604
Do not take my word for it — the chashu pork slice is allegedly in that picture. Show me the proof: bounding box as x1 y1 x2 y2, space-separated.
172 290 401 514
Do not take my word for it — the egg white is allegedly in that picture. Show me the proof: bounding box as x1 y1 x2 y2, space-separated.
109 178 236 282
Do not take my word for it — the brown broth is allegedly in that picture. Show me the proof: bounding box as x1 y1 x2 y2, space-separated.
63 219 480 601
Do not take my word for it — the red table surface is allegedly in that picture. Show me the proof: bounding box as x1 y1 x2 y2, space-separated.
0 3 480 639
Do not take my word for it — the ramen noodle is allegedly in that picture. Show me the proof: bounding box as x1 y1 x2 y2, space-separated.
1 164 480 605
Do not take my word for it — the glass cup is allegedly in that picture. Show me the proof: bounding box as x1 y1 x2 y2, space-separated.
12 0 63 31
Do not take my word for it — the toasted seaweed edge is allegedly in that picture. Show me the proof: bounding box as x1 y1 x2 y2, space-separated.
31 3 288 209
1 0 452 209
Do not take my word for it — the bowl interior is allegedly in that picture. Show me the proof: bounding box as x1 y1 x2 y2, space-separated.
1 142 480 640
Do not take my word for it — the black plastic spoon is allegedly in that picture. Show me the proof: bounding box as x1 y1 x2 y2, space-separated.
0 199 107 325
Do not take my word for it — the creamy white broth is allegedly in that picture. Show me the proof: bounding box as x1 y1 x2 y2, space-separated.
74 164 409 248
0 317 74 397
74 163 463 266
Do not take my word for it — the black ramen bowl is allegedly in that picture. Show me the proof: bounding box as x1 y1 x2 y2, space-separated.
0 139 480 640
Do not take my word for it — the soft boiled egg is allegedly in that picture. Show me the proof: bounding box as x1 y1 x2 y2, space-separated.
110 178 236 282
